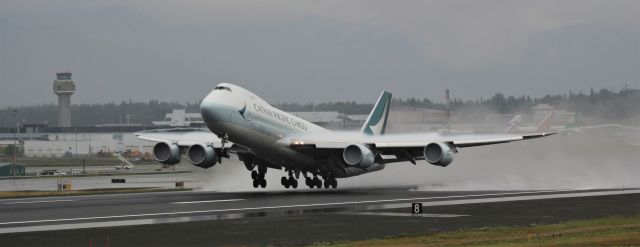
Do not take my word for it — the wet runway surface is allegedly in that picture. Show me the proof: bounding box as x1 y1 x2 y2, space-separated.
0 187 639 246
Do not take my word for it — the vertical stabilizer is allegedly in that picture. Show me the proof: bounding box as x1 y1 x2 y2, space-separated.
504 114 522 133
361 91 392 136
535 112 555 132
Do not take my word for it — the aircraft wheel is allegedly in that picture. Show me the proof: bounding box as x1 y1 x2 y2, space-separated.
281 176 288 187
260 179 267 188
291 179 298 189
323 180 330 189
331 178 337 188
252 179 259 188
305 177 312 188
314 177 322 189
251 170 258 180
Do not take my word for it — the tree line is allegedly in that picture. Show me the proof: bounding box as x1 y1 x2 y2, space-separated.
1 88 638 127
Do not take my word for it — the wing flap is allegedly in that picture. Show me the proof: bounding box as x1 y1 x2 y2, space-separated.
135 128 224 147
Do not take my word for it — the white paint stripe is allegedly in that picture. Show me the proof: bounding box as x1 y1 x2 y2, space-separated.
334 212 468 218
0 189 624 227
172 199 245 204
2 199 76 205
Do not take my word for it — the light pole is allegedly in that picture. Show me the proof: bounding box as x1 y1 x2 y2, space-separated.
11 109 18 176
75 128 78 159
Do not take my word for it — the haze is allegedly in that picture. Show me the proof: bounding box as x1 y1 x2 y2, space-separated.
1 0 638 108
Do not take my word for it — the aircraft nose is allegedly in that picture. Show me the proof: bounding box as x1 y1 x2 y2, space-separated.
200 90 227 124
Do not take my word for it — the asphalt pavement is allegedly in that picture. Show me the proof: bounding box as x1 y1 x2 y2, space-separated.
0 187 638 246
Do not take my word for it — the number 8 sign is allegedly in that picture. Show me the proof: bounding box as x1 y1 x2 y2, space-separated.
411 203 423 214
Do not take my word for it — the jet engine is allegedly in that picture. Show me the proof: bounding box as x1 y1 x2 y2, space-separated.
342 144 375 168
423 142 454 167
187 144 218 169
152 142 181 165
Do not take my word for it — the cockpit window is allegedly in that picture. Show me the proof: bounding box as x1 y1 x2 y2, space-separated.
214 86 232 92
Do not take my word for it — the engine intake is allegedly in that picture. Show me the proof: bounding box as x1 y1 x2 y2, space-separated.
152 142 181 165
343 144 375 168
187 144 218 169
423 142 454 167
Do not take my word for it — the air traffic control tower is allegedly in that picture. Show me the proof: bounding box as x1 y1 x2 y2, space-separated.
53 72 76 127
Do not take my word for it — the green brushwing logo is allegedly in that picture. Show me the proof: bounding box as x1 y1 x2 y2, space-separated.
362 91 392 136
238 103 247 120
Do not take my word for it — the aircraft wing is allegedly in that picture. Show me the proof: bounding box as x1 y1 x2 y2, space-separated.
135 128 224 147
290 132 553 149
287 132 554 163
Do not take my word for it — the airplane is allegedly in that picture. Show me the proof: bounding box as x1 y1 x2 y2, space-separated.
136 83 554 189
504 112 555 133
505 112 640 134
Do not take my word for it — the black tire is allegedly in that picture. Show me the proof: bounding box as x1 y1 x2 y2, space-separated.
291 179 298 189
260 179 267 188
252 179 259 188
281 177 287 186
331 178 337 188
251 171 257 180
323 181 329 189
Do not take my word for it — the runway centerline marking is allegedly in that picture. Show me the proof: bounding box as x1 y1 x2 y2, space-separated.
0 189 603 226
172 199 245 204
2 199 76 205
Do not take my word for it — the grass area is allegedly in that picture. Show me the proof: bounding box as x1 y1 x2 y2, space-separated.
311 215 640 247
0 187 191 199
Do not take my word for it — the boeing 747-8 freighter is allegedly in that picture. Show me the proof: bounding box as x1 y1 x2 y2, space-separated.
136 83 553 189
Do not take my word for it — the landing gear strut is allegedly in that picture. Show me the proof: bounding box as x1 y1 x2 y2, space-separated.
281 169 298 189
251 166 267 188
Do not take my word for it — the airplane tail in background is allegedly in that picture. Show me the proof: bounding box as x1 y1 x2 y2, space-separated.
361 91 392 136
504 114 522 133
563 114 577 129
535 112 555 132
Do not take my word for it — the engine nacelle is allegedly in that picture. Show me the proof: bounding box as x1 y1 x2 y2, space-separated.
343 144 375 168
423 142 454 167
152 142 181 165
187 144 218 169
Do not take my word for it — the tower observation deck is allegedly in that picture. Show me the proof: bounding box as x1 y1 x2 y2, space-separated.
53 72 76 127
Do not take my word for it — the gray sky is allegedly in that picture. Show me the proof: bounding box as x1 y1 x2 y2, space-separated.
1 0 638 107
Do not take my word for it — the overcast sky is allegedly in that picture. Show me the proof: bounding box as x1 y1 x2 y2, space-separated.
1 0 638 107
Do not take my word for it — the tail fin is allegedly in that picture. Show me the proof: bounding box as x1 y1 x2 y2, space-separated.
563 114 577 129
504 114 522 133
361 91 392 136
535 112 555 132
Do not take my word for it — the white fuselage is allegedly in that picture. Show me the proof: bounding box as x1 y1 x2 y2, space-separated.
200 83 329 170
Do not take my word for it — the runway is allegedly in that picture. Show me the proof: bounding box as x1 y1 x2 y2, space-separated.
0 187 639 246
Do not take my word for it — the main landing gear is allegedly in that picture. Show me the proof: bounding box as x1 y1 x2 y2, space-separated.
251 166 267 188
304 174 337 189
281 170 298 189
323 176 338 189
